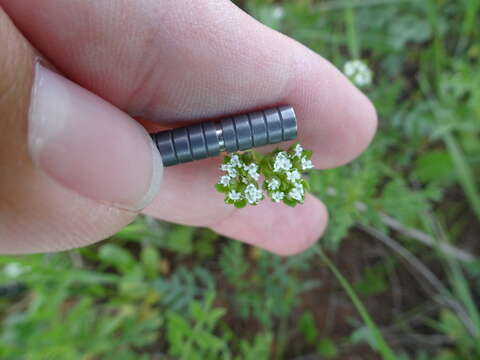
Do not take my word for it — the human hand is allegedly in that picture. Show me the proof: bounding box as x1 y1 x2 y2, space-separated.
0 0 376 255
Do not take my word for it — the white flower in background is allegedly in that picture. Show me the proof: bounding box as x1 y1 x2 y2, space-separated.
244 163 260 180
218 175 232 187
355 201 368 212
326 187 338 196
221 163 237 177
271 191 285 203
286 170 301 183
343 59 372 87
228 190 242 202
4 263 29 278
273 152 292 172
294 144 304 158
272 5 285 20
301 157 314 170
289 183 305 202
244 184 263 204
267 178 280 191
229 154 242 168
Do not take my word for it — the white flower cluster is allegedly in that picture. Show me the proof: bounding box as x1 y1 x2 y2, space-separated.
271 191 284 202
218 154 263 205
343 59 373 88
244 163 260 180
293 144 313 170
4 262 31 278
216 143 314 207
228 190 242 202
272 5 285 20
267 178 280 191
273 151 292 172
244 184 263 204
288 183 305 202
266 144 313 204
301 157 313 171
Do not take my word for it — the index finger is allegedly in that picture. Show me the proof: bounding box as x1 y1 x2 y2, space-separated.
2 0 377 254
2 0 376 169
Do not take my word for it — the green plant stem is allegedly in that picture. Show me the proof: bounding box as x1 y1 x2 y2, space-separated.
425 0 444 91
181 304 208 359
275 317 288 360
422 213 480 346
443 132 480 221
456 0 480 54
345 1 360 59
315 247 397 360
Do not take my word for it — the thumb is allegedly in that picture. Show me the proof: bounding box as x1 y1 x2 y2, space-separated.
0 10 163 253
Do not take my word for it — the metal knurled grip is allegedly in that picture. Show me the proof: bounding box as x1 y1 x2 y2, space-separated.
151 105 297 167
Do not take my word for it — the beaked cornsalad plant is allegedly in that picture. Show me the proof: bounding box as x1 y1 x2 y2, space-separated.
215 143 314 208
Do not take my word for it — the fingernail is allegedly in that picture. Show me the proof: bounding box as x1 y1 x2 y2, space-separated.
28 63 163 211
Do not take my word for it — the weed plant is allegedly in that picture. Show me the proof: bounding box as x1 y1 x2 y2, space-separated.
1 1 479 359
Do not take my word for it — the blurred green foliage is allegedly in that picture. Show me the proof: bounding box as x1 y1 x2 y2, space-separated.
1 0 480 359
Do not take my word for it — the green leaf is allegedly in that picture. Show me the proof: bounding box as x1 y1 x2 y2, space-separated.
298 311 318 345
354 266 388 296
98 244 136 273
414 150 454 183
165 225 195 255
303 179 311 192
283 197 298 207
140 245 160 278
234 199 247 208
215 184 228 193
317 337 338 358
439 309 467 341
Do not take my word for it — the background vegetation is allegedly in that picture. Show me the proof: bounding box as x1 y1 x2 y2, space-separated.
1 0 479 359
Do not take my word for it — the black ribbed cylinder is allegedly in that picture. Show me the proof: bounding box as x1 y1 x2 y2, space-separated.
151 105 297 167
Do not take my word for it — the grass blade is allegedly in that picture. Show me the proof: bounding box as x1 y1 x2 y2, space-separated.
315 247 397 360
443 132 480 221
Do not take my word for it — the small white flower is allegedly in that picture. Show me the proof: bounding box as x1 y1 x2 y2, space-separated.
244 184 263 205
301 157 314 170
355 201 368 212
4 263 29 278
273 152 292 172
218 175 231 187
267 178 280 191
286 170 302 183
221 163 237 177
271 191 285 203
272 5 285 20
244 163 260 180
343 60 372 87
228 190 242 202
228 168 238 177
229 154 242 168
294 144 304 158
289 183 305 202
295 182 305 193
326 187 338 196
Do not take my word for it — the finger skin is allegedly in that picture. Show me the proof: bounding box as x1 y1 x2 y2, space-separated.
2 0 377 168
0 10 145 253
2 0 377 254
211 195 328 256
